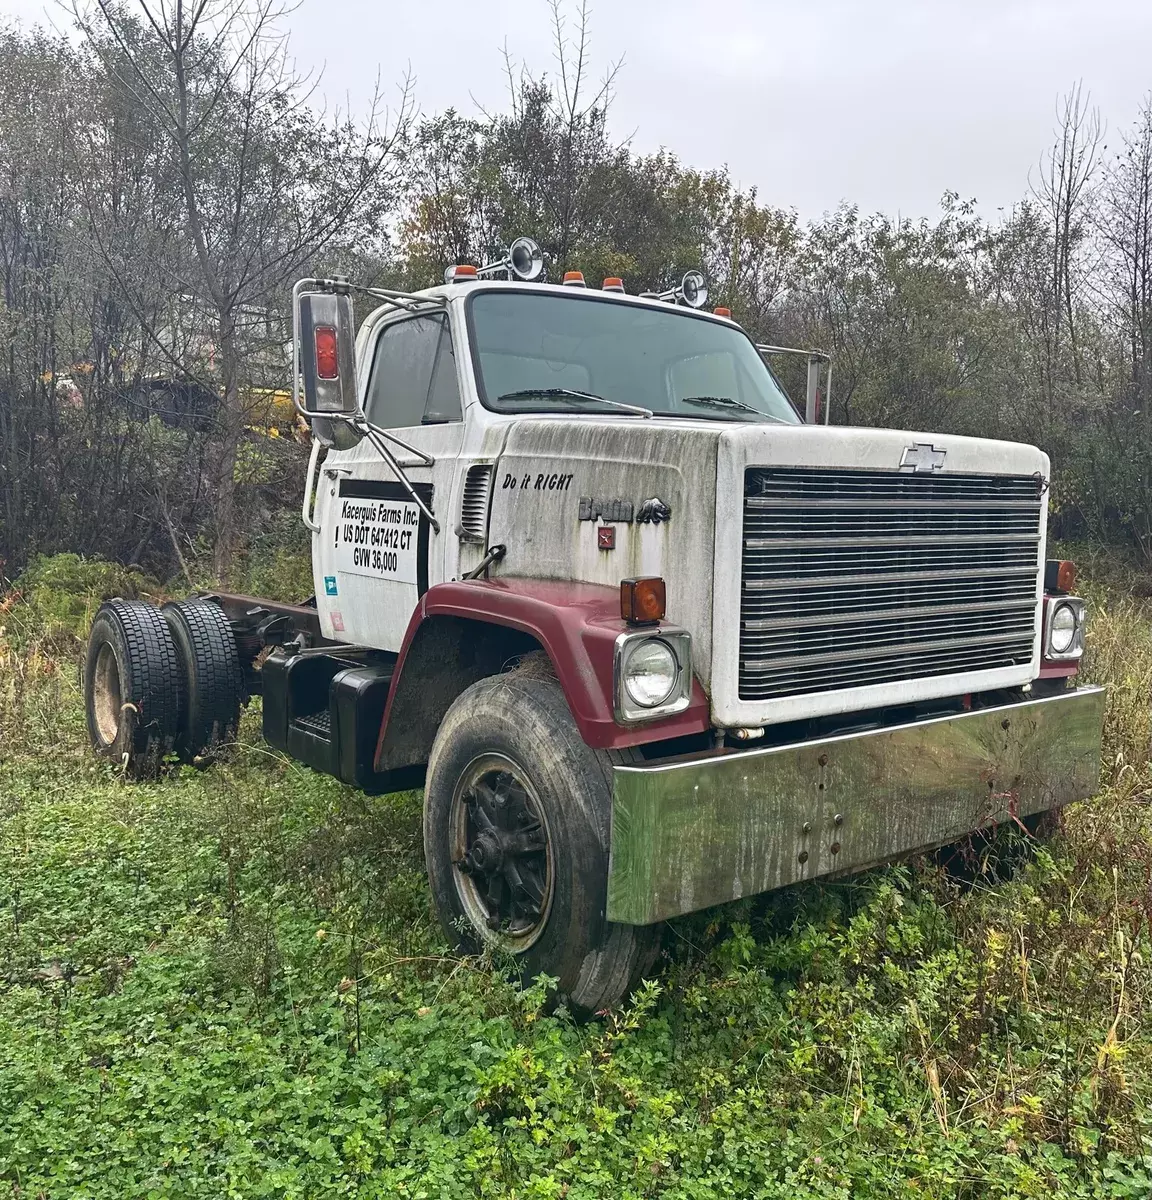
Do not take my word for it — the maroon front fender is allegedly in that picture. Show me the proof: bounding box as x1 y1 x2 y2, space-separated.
375 578 710 769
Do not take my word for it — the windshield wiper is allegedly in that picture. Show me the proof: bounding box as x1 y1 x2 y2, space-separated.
496 388 652 418
679 395 763 416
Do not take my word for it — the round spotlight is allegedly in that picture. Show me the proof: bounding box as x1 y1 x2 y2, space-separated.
508 236 544 281
680 270 708 309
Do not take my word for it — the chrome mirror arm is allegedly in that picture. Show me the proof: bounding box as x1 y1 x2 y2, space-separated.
357 418 434 466
297 411 440 534
354 420 440 533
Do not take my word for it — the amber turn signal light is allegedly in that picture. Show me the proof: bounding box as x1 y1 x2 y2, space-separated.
620 577 666 624
1044 559 1077 592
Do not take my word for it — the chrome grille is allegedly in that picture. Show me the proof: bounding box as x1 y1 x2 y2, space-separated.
739 468 1043 700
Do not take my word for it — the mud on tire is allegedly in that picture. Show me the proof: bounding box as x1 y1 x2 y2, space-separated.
84 599 182 777
424 672 660 1015
162 599 243 763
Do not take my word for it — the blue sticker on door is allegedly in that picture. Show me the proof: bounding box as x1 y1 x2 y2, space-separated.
324 576 338 596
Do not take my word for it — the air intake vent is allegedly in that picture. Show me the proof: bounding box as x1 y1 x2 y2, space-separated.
457 464 494 543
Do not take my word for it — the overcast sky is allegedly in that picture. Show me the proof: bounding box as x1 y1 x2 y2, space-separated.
6 0 1151 220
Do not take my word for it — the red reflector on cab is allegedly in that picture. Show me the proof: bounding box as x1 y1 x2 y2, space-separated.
314 326 338 380
620 577 666 624
713 306 732 318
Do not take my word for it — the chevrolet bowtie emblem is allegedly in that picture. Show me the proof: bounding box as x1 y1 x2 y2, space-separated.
900 443 947 473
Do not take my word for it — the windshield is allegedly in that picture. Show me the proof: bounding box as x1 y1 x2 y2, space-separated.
467 290 801 424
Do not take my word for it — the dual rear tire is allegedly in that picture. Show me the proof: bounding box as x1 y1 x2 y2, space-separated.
84 598 241 775
162 599 243 761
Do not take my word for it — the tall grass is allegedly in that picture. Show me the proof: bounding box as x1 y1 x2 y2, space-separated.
1080 579 1152 788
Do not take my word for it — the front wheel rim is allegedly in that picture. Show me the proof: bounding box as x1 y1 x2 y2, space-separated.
449 753 554 952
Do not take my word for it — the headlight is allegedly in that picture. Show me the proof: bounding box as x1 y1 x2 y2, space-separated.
1049 605 1077 654
614 630 693 722
623 639 678 708
1043 596 1086 661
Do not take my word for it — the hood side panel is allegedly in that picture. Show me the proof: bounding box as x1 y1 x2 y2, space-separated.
489 420 721 689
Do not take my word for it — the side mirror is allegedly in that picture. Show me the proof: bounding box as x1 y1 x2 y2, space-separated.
296 288 362 448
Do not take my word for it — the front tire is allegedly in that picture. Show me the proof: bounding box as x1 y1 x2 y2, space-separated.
423 673 660 1014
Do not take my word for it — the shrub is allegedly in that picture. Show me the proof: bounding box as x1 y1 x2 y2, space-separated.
2 552 158 647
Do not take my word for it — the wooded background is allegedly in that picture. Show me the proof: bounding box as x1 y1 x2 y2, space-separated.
2 0 1151 587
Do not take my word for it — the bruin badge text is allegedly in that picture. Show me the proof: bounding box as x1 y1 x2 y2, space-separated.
578 496 672 524
501 472 575 491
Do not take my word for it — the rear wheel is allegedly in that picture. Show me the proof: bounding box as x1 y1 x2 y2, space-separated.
162 599 243 763
424 673 660 1014
84 600 182 776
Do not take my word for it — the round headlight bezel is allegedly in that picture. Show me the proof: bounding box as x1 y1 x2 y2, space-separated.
622 637 679 709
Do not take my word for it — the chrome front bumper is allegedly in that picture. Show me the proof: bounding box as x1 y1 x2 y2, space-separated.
606 687 1106 925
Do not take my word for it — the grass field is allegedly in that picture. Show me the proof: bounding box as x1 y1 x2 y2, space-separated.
0 555 1151 1198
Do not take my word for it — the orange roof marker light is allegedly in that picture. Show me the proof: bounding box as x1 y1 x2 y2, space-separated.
444 264 478 284
713 306 732 318
562 271 587 287
602 277 625 293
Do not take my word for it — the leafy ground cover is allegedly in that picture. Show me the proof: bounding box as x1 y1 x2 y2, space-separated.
0 556 1150 1198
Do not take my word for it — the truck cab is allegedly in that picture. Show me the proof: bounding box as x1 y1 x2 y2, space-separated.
84 245 1105 1014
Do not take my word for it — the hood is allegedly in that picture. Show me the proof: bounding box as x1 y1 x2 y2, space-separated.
488 416 1049 694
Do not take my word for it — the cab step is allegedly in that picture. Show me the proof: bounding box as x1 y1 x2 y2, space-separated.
262 650 417 792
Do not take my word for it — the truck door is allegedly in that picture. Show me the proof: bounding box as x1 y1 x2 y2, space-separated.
313 309 463 651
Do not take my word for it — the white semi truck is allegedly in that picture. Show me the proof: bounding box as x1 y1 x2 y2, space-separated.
84 240 1105 1012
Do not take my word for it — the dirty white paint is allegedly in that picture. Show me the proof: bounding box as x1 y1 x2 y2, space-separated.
490 417 722 689
307 279 1053 731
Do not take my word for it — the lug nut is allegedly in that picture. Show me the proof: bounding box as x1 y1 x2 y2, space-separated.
798 850 809 864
